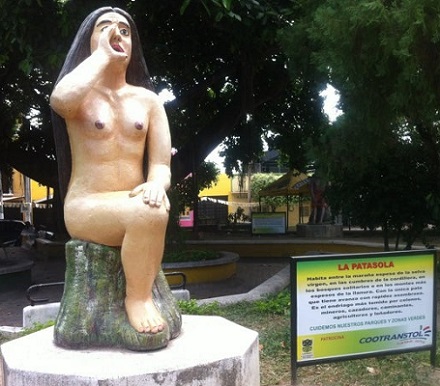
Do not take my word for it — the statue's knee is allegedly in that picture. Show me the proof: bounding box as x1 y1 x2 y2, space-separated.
132 207 168 229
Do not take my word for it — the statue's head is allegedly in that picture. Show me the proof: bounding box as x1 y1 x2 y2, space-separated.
52 7 154 200
55 6 153 90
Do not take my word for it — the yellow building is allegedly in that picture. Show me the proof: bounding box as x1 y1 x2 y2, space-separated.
1 169 53 224
4 169 312 230
9 170 52 203
198 172 311 231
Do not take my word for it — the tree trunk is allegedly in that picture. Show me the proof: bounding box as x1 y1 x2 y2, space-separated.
382 222 390 251
54 240 182 351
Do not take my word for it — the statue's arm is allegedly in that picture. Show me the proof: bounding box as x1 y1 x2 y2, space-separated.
129 93 171 209
50 25 127 119
50 53 109 118
146 94 172 190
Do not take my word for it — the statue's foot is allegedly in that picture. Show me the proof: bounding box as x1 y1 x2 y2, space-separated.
125 297 165 334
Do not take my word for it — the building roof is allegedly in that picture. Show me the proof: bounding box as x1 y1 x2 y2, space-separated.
258 171 310 197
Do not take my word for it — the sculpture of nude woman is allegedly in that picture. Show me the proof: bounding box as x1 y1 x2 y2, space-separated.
50 7 171 336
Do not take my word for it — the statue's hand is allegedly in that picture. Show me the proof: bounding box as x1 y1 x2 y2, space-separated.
129 182 170 211
97 23 129 62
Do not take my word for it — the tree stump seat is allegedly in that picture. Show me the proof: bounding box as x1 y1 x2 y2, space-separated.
54 239 182 351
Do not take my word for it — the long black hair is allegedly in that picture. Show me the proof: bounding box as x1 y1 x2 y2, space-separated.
51 7 154 200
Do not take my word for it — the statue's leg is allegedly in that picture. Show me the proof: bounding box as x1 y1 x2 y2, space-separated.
121 203 169 334
56 192 181 351
54 240 181 351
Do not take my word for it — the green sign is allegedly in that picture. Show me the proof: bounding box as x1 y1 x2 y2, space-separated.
290 250 438 384
251 212 286 234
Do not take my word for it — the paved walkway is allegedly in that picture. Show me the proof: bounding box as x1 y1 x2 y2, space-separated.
1 235 440 386
1 234 440 327
0 250 289 327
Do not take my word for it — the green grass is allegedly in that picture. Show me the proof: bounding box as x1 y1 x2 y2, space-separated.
2 293 439 386
179 291 440 386
0 320 55 350
295 351 440 386
180 294 292 385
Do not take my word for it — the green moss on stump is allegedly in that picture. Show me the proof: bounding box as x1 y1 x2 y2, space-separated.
54 240 181 351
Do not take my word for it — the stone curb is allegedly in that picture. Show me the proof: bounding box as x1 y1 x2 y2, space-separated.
196 265 290 305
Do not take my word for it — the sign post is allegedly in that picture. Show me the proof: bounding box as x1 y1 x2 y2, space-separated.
290 250 438 384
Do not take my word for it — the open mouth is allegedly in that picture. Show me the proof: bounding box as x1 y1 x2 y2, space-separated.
111 43 124 53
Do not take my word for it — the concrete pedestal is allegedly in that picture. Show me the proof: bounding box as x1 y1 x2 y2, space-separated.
296 224 343 238
1 315 260 386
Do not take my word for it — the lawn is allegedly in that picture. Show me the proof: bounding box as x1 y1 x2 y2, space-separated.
1 291 439 386
179 291 440 386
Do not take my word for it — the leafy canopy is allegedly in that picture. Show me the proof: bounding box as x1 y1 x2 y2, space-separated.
281 0 440 246
1 0 327 192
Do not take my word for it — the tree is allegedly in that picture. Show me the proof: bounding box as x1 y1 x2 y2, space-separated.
322 118 434 250
1 0 325 190
137 0 327 180
1 0 339 238
167 160 219 245
0 0 66 187
280 0 440 247
170 161 220 214
250 173 286 212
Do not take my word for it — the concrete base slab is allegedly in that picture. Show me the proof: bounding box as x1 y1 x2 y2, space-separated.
1 315 260 386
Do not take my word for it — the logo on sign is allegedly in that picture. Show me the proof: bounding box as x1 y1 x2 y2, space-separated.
359 326 432 344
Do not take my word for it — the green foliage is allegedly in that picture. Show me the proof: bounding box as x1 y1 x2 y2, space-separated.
22 320 55 335
180 0 235 20
177 295 291 385
427 192 440 224
252 290 290 315
1 0 326 200
171 161 219 213
0 320 55 346
251 173 295 212
179 294 440 385
166 161 218 248
179 290 291 318
280 0 440 247
177 299 221 315
227 206 249 225
2 293 439 385
323 124 433 248
165 161 219 253
135 0 317 181
0 0 63 187
180 290 291 318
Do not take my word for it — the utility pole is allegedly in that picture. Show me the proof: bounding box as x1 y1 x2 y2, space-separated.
247 162 252 218
22 175 32 223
